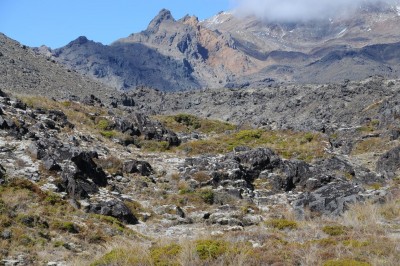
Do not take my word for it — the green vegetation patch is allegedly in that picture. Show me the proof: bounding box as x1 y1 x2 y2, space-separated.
150 243 182 266
197 189 214 205
195 239 228 260
178 129 327 161
156 114 235 134
90 248 143 266
322 225 347 236
323 259 371 266
139 140 170 152
266 219 298 230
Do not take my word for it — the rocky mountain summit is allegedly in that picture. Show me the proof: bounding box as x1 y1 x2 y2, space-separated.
46 3 400 91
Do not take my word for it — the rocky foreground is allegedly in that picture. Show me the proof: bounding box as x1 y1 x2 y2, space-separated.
0 81 399 265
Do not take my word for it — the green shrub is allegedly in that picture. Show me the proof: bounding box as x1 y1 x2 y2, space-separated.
53 221 79 233
90 248 141 266
174 114 201 129
235 129 263 140
267 219 298 230
96 119 111 130
303 132 314 143
195 239 228 260
53 240 65 248
44 193 62 205
342 240 370 248
139 140 170 152
198 189 214 204
323 259 371 266
150 243 181 266
100 130 117 138
322 225 347 236
0 199 6 214
90 214 125 232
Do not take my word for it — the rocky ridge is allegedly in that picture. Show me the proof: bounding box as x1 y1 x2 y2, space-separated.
0 33 117 102
48 4 400 91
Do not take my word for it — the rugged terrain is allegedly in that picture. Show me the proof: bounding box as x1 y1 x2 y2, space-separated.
45 3 400 90
0 2 400 264
0 34 117 102
0 32 399 265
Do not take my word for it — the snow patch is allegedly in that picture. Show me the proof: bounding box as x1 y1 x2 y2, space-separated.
337 28 347 37
204 11 232 27
397 6 400 16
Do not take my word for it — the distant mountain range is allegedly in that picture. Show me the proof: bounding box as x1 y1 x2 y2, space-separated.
31 3 400 91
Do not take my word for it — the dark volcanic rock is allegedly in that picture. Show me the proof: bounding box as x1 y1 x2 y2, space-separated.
0 164 6 184
376 146 400 178
70 152 108 187
132 113 180 146
42 155 61 171
123 160 153 176
61 163 99 199
61 152 108 199
82 94 103 106
293 181 364 217
88 200 138 224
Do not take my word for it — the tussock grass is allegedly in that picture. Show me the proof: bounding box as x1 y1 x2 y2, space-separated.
155 114 236 134
177 129 327 161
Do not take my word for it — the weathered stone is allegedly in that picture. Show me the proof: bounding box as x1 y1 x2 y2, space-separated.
293 181 363 217
123 159 153 176
88 200 138 224
61 163 99 199
1 230 12 239
376 146 400 178
42 156 61 171
70 151 108 186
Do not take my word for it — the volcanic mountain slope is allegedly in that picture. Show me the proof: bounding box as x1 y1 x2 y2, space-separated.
0 34 116 101
51 3 400 91
52 9 256 91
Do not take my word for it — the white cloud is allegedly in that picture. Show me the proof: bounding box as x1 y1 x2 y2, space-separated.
232 0 399 21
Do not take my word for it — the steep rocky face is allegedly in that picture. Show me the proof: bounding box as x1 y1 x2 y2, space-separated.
0 34 116 101
53 35 200 91
49 3 400 91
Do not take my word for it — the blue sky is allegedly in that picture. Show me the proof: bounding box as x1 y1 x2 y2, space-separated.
0 0 234 48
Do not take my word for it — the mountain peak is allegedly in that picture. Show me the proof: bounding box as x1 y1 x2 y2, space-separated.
147 9 175 29
67 36 89 47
